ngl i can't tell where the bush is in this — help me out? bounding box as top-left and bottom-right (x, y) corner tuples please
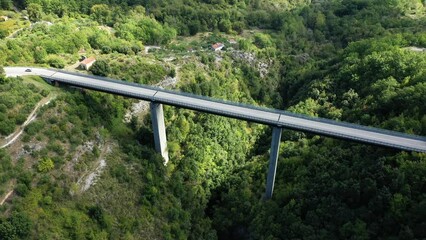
(25, 121), (44, 136)
(131, 45), (142, 53)
(0, 29), (8, 39)
(101, 46), (112, 54)
(9, 213), (31, 238)
(40, 89), (49, 97)
(90, 60), (111, 77)
(0, 119), (15, 136)
(253, 33), (273, 48)
(46, 56), (65, 69)
(14, 114), (27, 125)
(169, 68), (176, 78)
(37, 157), (54, 173)
(48, 143), (65, 156)
(14, 184), (29, 197)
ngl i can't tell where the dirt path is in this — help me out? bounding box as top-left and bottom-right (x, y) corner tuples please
(6, 22), (32, 39)
(406, 46), (426, 52)
(0, 96), (54, 149)
(6, 28), (24, 38)
(0, 190), (13, 206)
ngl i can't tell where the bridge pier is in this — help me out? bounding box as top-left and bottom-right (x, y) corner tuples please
(150, 102), (169, 164)
(265, 127), (282, 199)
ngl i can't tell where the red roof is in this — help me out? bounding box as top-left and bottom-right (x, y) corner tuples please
(80, 57), (96, 65)
(212, 43), (224, 49)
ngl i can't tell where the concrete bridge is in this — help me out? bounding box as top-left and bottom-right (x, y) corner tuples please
(5, 67), (426, 199)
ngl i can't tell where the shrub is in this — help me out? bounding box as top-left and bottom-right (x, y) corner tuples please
(37, 157), (54, 173)
(46, 56), (66, 69)
(15, 184), (29, 197)
(90, 60), (110, 77)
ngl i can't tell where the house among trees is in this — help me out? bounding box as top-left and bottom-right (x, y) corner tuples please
(211, 43), (225, 51)
(0, 16), (8, 22)
(79, 57), (96, 70)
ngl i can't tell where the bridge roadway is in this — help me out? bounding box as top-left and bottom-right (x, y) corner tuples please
(5, 67), (426, 153)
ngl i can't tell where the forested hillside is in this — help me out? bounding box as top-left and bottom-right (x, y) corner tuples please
(0, 0), (425, 239)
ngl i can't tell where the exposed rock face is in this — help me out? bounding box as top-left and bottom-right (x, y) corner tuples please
(231, 51), (273, 78)
(78, 159), (107, 192)
(69, 135), (114, 195)
(232, 51), (257, 65)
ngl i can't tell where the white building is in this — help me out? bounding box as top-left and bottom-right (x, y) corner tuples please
(211, 43), (225, 51)
(80, 57), (96, 70)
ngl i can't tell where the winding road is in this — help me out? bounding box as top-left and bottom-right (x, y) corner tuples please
(5, 67), (426, 153)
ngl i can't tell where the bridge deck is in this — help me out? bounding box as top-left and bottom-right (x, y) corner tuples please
(5, 67), (426, 153)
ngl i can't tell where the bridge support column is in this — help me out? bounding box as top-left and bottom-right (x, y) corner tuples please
(265, 127), (282, 199)
(150, 102), (169, 164)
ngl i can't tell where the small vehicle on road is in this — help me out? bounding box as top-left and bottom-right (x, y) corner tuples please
(25, 69), (32, 72)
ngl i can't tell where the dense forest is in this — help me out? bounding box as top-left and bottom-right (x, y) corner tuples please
(0, 0), (425, 239)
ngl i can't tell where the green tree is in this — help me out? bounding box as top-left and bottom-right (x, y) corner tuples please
(314, 12), (326, 30)
(115, 17), (176, 45)
(90, 4), (112, 25)
(0, 29), (8, 39)
(0, 221), (15, 240)
(101, 46), (112, 54)
(169, 68), (176, 78)
(90, 60), (110, 77)
(0, 0), (13, 10)
(46, 56), (65, 68)
(27, 3), (42, 22)
(33, 46), (47, 63)
(253, 33), (273, 48)
(0, 118), (14, 135)
(340, 219), (369, 240)
(238, 39), (255, 51)
(9, 213), (31, 238)
(218, 19), (232, 33)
